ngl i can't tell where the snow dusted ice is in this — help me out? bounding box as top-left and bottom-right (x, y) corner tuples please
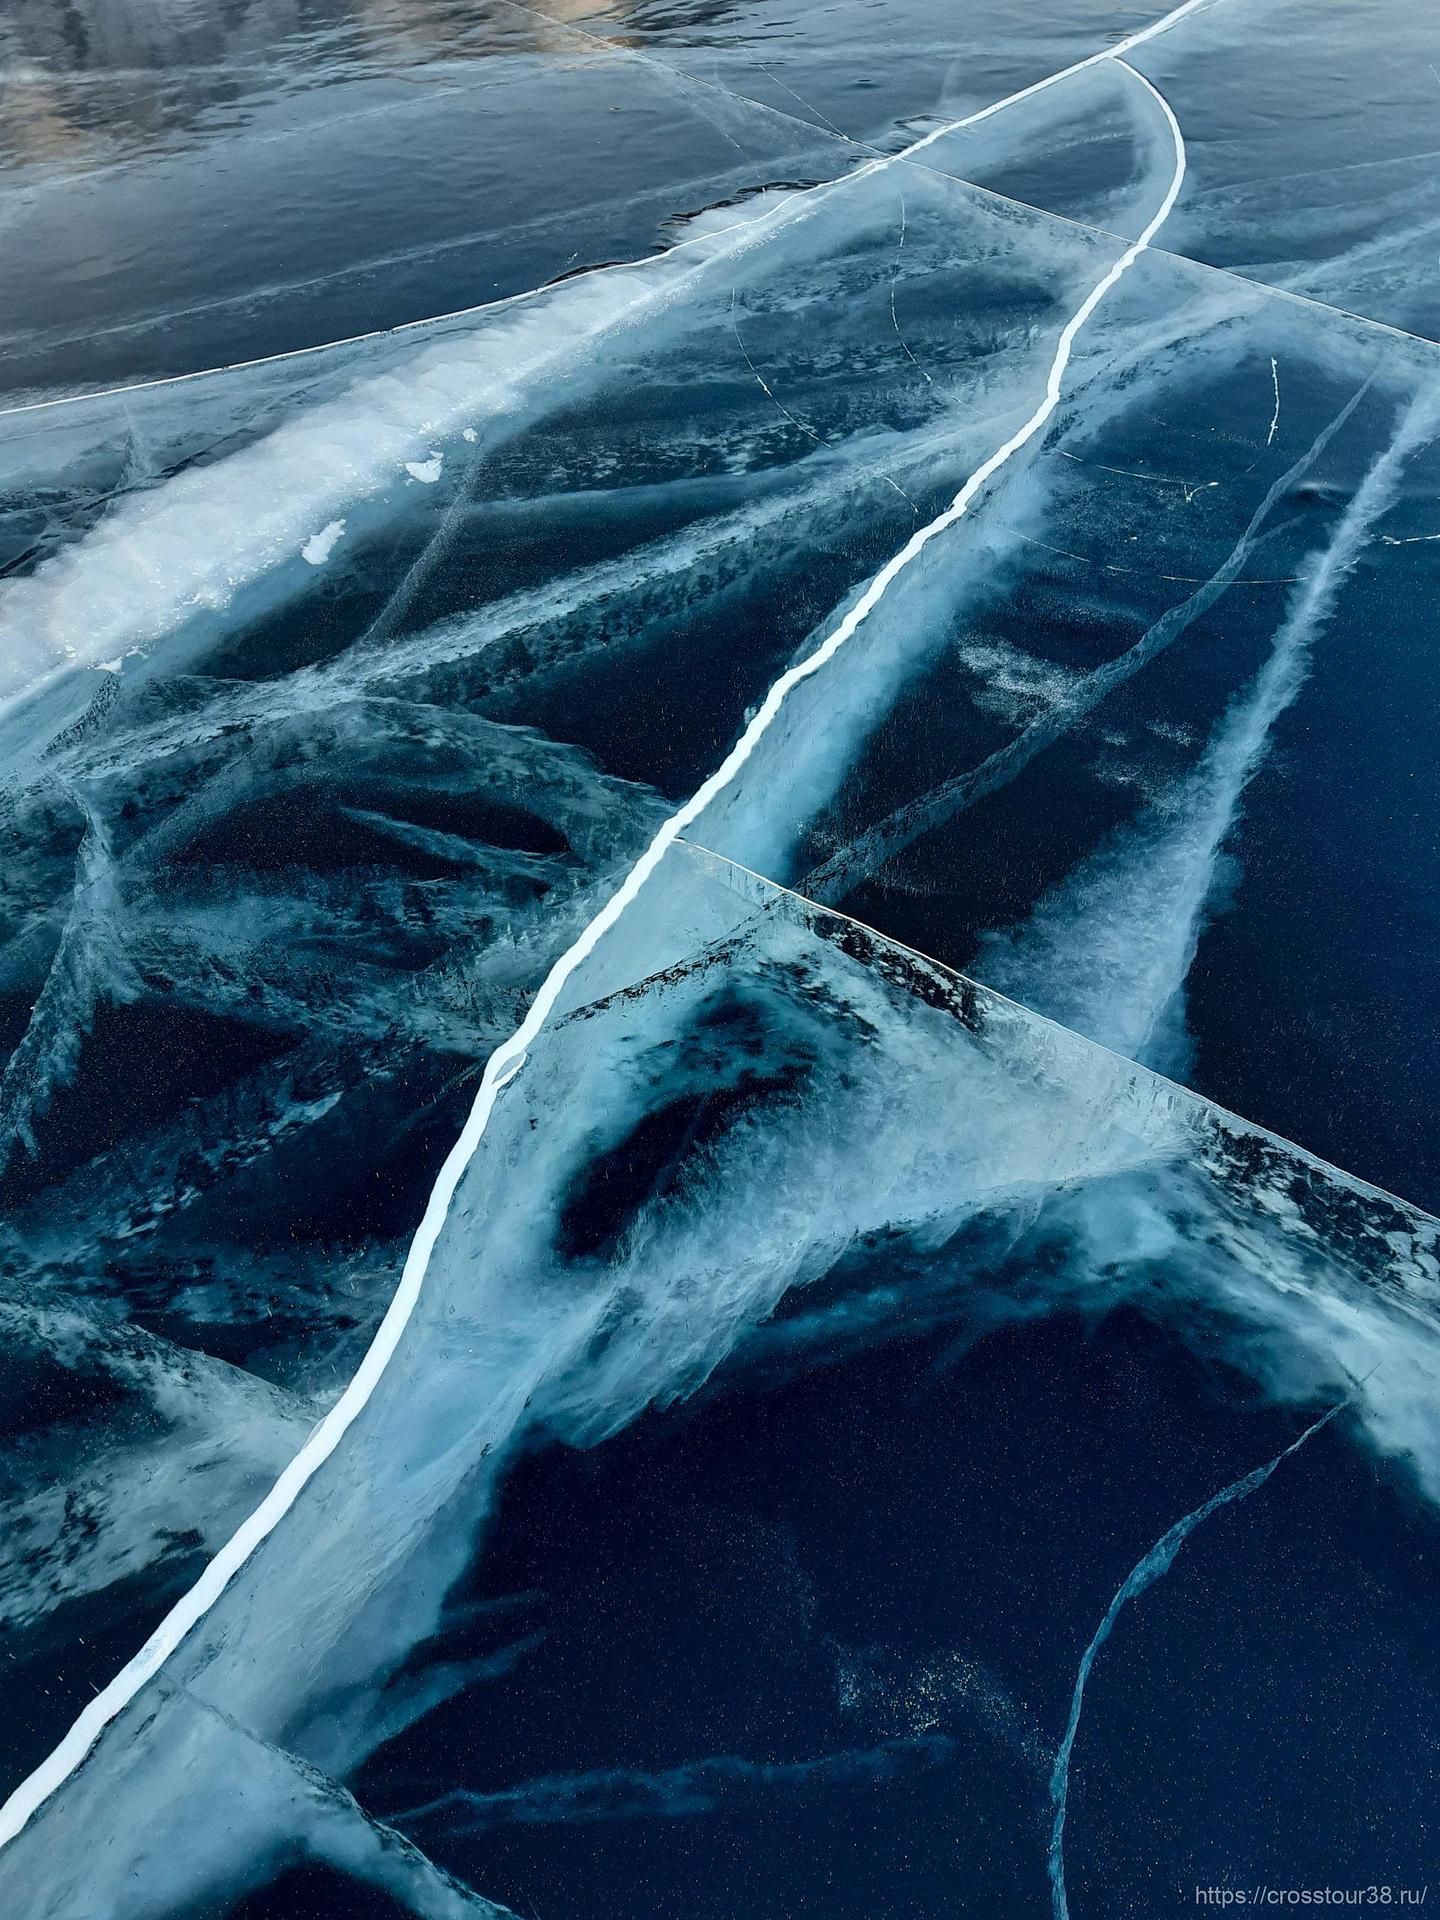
(0, 0), (1438, 1914)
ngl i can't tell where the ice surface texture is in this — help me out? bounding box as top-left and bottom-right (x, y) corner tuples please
(0, 0), (1437, 1914)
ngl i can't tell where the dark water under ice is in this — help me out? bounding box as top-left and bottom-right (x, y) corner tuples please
(334, 1309), (1440, 1920)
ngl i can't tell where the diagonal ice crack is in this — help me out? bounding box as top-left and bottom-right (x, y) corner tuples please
(394, 1734), (959, 1841)
(0, 6), (1209, 1854)
(0, 0), (1222, 428)
(0, 52), (1431, 449)
(160, 1679), (517, 1920)
(729, 285), (920, 510)
(670, 836), (1440, 1223)
(890, 186), (937, 388)
(1047, 1396), (1350, 1920)
(0, 800), (143, 1175)
(802, 376), (1369, 904)
(976, 377), (1440, 1075)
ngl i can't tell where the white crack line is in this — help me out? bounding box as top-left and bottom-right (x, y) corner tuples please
(0, 0), (1218, 422)
(1047, 1395), (1352, 1920)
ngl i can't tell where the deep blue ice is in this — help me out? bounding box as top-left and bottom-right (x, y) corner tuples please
(0, 2), (1438, 1915)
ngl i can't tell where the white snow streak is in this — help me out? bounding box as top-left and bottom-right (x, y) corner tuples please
(978, 381), (1440, 1075)
(0, 7), (1205, 1854)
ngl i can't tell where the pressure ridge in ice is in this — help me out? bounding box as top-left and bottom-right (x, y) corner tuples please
(0, 834), (1436, 1917)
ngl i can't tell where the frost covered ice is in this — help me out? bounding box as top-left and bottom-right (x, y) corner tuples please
(0, 0), (1438, 1914)
(1, 842), (1438, 1917)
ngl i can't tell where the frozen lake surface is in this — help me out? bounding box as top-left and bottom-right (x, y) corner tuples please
(0, 2), (1438, 1915)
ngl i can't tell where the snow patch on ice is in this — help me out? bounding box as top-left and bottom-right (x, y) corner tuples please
(0, 197), (807, 722)
(958, 638), (1080, 726)
(301, 520), (346, 566)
